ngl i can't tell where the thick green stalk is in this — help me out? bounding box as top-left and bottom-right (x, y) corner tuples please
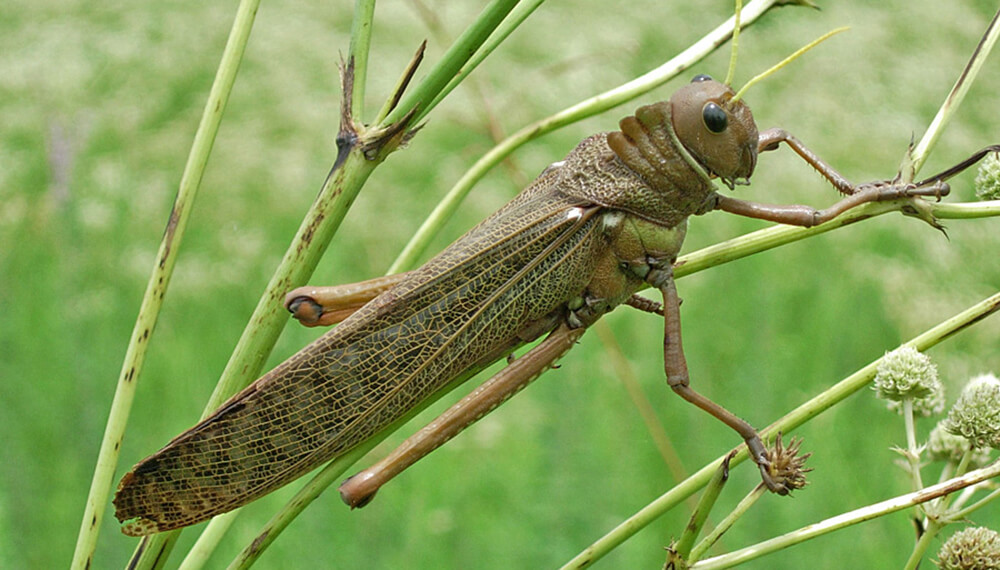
(904, 519), (943, 570)
(674, 200), (897, 279)
(418, 0), (547, 122)
(674, 197), (1000, 281)
(70, 2), (261, 568)
(929, 200), (1000, 219)
(381, 0), (521, 126)
(347, 0), (376, 121)
(902, 402), (925, 493)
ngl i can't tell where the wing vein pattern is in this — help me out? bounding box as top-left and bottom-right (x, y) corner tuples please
(114, 180), (609, 533)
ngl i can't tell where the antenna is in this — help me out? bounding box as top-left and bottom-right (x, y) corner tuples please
(724, 0), (743, 86)
(731, 27), (849, 103)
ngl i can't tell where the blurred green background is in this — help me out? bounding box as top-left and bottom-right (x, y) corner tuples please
(3, 0), (1000, 568)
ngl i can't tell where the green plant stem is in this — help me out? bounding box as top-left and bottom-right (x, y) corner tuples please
(675, 200), (896, 278)
(955, 446), (975, 477)
(689, 484), (767, 563)
(907, 8), (1000, 175)
(178, 511), (238, 570)
(902, 401), (936, 570)
(70, 2), (261, 569)
(676, 198), (1000, 280)
(673, 455), (733, 561)
(909, 518), (944, 570)
(388, 0), (793, 273)
(695, 461), (1000, 570)
(953, 485), (1000, 520)
(381, 0), (521, 126)
(561, 291), (1000, 569)
(347, 0), (376, 122)
(903, 401), (925, 493)
(932, 200), (1000, 219)
(418, 0), (546, 122)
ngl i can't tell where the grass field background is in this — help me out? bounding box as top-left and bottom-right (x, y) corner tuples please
(2, 0), (1000, 568)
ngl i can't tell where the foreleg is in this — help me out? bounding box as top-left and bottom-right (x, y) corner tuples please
(717, 128), (952, 227)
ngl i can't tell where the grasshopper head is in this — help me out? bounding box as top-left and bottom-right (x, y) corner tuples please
(670, 75), (758, 188)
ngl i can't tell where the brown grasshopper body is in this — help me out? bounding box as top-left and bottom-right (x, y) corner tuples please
(114, 76), (946, 536)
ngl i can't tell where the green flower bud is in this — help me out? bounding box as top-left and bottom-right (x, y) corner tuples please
(945, 374), (1000, 449)
(873, 346), (944, 416)
(975, 152), (1000, 201)
(927, 421), (992, 467)
(936, 526), (1000, 570)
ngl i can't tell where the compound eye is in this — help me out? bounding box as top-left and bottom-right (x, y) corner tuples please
(691, 74), (713, 83)
(702, 102), (728, 134)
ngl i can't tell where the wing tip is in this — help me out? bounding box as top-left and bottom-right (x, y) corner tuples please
(119, 517), (166, 537)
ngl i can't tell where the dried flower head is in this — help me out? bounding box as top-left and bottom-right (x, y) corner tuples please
(975, 152), (1000, 201)
(945, 373), (1000, 449)
(927, 421), (993, 467)
(764, 433), (812, 494)
(873, 346), (945, 416)
(936, 526), (1000, 570)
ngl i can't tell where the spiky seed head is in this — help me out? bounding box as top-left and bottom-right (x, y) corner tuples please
(974, 152), (1000, 201)
(945, 373), (1000, 449)
(873, 346), (945, 416)
(764, 433), (812, 493)
(927, 421), (993, 467)
(936, 526), (1000, 570)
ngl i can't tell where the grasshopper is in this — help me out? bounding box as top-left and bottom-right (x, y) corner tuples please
(113, 73), (959, 537)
